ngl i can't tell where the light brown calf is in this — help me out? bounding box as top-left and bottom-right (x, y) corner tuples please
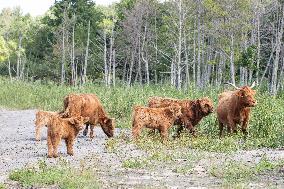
(47, 115), (89, 158)
(132, 105), (182, 141)
(148, 97), (214, 136)
(35, 110), (57, 141)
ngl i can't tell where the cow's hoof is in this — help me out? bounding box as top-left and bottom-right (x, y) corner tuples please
(67, 152), (74, 156)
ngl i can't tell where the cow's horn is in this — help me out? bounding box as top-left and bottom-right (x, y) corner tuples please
(224, 82), (240, 89)
(250, 81), (256, 89)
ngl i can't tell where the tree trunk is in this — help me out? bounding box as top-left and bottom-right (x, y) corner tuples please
(176, 0), (182, 90)
(16, 33), (22, 80)
(7, 57), (12, 81)
(270, 4), (284, 95)
(256, 11), (261, 85)
(104, 31), (108, 85)
(61, 27), (65, 85)
(229, 33), (236, 85)
(112, 49), (116, 87)
(128, 51), (135, 86)
(196, 7), (201, 88)
(71, 24), (75, 86)
(83, 20), (90, 84)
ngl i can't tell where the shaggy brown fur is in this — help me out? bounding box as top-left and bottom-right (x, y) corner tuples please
(61, 93), (115, 138)
(35, 111), (57, 141)
(148, 97), (214, 136)
(217, 85), (257, 138)
(132, 105), (182, 141)
(47, 115), (89, 158)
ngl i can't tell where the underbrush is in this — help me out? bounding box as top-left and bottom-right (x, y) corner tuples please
(9, 160), (99, 189)
(1, 77), (284, 150)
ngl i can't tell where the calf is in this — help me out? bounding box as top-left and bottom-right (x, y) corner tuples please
(148, 97), (214, 136)
(35, 110), (57, 141)
(47, 115), (89, 158)
(217, 82), (257, 138)
(132, 105), (182, 141)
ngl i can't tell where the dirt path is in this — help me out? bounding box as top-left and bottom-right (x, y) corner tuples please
(0, 109), (284, 188)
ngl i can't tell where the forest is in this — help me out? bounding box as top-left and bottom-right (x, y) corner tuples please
(0, 0), (283, 95)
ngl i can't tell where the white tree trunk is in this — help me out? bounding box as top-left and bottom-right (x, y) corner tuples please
(61, 27), (65, 85)
(270, 4), (284, 95)
(104, 31), (108, 85)
(83, 20), (90, 84)
(229, 33), (236, 85)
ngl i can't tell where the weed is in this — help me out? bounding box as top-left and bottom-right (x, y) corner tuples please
(210, 157), (284, 185)
(122, 158), (147, 169)
(9, 160), (100, 189)
(0, 183), (5, 189)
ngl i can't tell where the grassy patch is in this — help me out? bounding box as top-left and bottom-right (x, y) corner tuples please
(1, 77), (284, 150)
(122, 158), (148, 169)
(0, 183), (5, 189)
(9, 160), (99, 189)
(210, 157), (284, 184)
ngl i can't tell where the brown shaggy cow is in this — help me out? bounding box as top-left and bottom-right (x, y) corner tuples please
(148, 97), (214, 136)
(61, 93), (115, 138)
(35, 110), (57, 141)
(217, 82), (257, 138)
(132, 105), (182, 141)
(47, 115), (89, 158)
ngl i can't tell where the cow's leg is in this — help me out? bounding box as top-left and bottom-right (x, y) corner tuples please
(90, 125), (95, 139)
(132, 123), (142, 140)
(241, 118), (249, 140)
(159, 126), (169, 143)
(35, 125), (42, 141)
(47, 134), (53, 158)
(51, 135), (61, 158)
(65, 137), (75, 156)
(227, 119), (235, 136)
(83, 124), (89, 137)
(218, 120), (224, 138)
(184, 122), (196, 137)
(175, 125), (184, 138)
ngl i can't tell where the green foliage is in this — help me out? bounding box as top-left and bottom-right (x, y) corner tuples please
(9, 160), (99, 189)
(0, 36), (8, 62)
(236, 45), (257, 69)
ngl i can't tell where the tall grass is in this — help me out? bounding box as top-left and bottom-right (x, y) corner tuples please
(1, 77), (284, 149)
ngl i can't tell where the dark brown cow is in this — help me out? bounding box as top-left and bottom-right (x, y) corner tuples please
(132, 105), (182, 141)
(217, 82), (257, 138)
(148, 97), (214, 136)
(61, 93), (115, 138)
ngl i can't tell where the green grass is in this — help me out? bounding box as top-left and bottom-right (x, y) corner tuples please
(9, 160), (99, 189)
(1, 77), (284, 151)
(210, 157), (284, 184)
(0, 183), (5, 189)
